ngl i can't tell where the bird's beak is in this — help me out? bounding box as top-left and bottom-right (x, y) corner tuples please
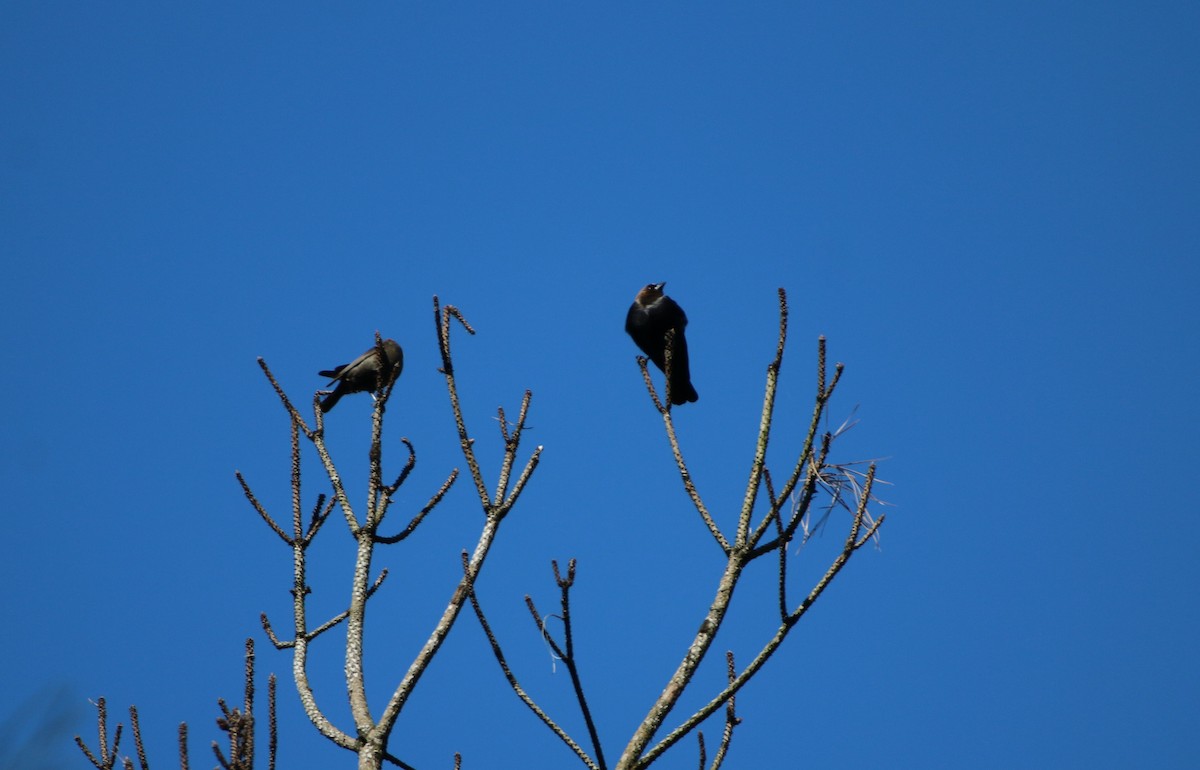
(654, 282), (666, 290)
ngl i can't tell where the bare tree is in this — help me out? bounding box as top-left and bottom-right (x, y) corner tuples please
(465, 288), (885, 769)
(76, 289), (883, 769)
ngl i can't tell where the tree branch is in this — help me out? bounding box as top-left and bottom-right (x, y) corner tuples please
(466, 555), (601, 770)
(638, 355), (730, 555)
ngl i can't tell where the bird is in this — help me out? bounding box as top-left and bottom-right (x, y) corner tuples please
(625, 282), (698, 405)
(317, 339), (404, 413)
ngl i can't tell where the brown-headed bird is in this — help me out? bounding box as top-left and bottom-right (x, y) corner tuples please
(318, 339), (404, 413)
(625, 282), (699, 405)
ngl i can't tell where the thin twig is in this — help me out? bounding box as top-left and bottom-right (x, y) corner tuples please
(434, 296), (490, 508)
(638, 357), (729, 554)
(374, 469), (460, 544)
(236, 472), (290, 543)
(553, 560), (606, 769)
(128, 706), (147, 770)
(75, 697), (122, 770)
(494, 390), (532, 505)
(709, 652), (740, 770)
(465, 554), (601, 770)
(267, 673), (277, 770)
(747, 337), (838, 555)
(736, 288), (788, 548)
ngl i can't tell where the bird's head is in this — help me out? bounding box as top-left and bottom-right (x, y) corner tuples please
(636, 282), (666, 305)
(381, 339), (404, 368)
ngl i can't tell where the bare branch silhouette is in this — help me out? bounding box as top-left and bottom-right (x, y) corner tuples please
(76, 641), (274, 770)
(464, 554), (602, 770)
(82, 287), (882, 770)
(462, 287), (885, 770)
(237, 297), (541, 768)
(75, 698), (121, 770)
(637, 344), (729, 554)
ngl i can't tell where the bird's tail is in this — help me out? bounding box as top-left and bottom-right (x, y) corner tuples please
(319, 390), (342, 413)
(670, 381), (699, 405)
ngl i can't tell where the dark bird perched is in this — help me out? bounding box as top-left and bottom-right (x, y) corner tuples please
(625, 282), (699, 405)
(318, 339), (404, 413)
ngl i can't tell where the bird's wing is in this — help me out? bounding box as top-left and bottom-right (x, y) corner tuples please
(662, 297), (688, 327)
(322, 348), (372, 384)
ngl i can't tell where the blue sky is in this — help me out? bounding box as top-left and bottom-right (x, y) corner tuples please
(2, 3), (1198, 768)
